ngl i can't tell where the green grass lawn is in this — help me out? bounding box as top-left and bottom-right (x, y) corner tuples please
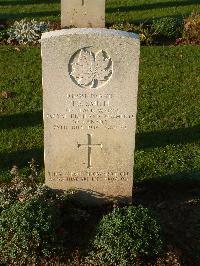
(0, 45), (199, 183)
(0, 1), (200, 263)
(0, 0), (200, 24)
(0, 46), (43, 180)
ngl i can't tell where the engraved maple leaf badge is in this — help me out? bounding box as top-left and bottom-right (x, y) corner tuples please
(70, 49), (113, 88)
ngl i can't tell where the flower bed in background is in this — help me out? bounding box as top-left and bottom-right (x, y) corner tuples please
(0, 13), (199, 46)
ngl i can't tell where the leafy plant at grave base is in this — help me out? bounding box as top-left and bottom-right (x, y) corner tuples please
(110, 22), (139, 32)
(110, 23), (157, 45)
(87, 206), (163, 266)
(0, 163), (90, 264)
(0, 159), (41, 211)
(182, 12), (200, 44)
(7, 19), (50, 44)
(0, 198), (59, 264)
(138, 24), (158, 45)
(152, 17), (184, 41)
(0, 29), (8, 42)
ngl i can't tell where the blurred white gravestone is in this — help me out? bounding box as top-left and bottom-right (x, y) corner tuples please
(61, 0), (105, 28)
(41, 29), (140, 204)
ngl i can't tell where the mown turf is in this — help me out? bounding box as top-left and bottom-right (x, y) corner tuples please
(0, 2), (200, 261)
(0, 45), (199, 183)
(0, 0), (200, 24)
(135, 45), (200, 181)
(0, 46), (43, 180)
(107, 0), (200, 24)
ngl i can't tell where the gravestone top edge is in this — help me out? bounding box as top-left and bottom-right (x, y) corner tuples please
(41, 28), (139, 41)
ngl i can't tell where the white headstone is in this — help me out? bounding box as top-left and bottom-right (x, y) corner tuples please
(61, 0), (105, 28)
(41, 29), (140, 204)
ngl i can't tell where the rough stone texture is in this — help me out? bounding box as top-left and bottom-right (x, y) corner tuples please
(61, 0), (105, 28)
(41, 29), (140, 204)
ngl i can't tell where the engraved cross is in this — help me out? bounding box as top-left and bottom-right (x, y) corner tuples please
(77, 134), (103, 168)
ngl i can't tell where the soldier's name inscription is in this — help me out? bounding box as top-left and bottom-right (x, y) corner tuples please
(46, 93), (135, 131)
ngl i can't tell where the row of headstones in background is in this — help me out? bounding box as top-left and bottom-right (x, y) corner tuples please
(41, 0), (140, 204)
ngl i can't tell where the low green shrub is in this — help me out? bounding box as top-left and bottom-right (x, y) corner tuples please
(87, 206), (163, 266)
(0, 165), (90, 264)
(153, 17), (183, 40)
(183, 12), (200, 44)
(0, 187), (89, 264)
(0, 198), (61, 264)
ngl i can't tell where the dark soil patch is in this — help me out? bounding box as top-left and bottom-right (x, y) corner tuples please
(133, 174), (200, 266)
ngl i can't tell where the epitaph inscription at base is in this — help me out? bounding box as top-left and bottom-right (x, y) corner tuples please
(41, 29), (140, 203)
